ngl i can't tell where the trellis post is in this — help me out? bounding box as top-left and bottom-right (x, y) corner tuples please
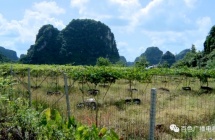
(28, 68), (32, 107)
(64, 73), (71, 119)
(149, 88), (157, 140)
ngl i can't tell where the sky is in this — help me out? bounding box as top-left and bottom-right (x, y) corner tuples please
(0, 0), (214, 62)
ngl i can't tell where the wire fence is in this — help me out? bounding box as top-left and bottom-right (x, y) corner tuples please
(8, 68), (215, 139)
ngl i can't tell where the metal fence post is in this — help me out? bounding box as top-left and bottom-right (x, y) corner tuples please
(64, 73), (71, 119)
(149, 88), (157, 140)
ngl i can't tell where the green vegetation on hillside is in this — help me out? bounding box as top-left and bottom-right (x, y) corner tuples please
(174, 26), (215, 68)
(0, 46), (18, 61)
(173, 45), (201, 68)
(135, 46), (163, 65)
(175, 49), (191, 61)
(20, 19), (120, 65)
(135, 47), (190, 67)
(160, 51), (176, 67)
(0, 53), (11, 63)
(20, 25), (61, 64)
(4, 21), (215, 69)
(135, 55), (149, 68)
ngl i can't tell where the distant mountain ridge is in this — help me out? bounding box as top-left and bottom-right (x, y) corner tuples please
(0, 46), (18, 61)
(0, 53), (11, 63)
(0, 37), (191, 66)
(160, 51), (176, 66)
(135, 47), (190, 66)
(135, 47), (163, 65)
(175, 49), (191, 61)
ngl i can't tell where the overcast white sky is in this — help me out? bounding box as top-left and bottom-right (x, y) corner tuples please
(0, 0), (214, 61)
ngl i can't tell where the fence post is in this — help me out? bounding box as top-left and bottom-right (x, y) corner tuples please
(28, 68), (32, 107)
(64, 73), (71, 119)
(149, 88), (157, 140)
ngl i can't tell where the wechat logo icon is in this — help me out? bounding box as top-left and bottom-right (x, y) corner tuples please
(170, 124), (180, 132)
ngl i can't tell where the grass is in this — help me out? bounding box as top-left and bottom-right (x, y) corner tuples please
(13, 75), (215, 139)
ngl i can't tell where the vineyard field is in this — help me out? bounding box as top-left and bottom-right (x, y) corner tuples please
(1, 64), (215, 139)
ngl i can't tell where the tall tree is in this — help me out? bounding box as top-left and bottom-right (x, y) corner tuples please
(204, 25), (215, 54)
(96, 57), (111, 66)
(173, 45), (202, 68)
(135, 55), (149, 68)
(175, 49), (190, 61)
(191, 44), (196, 53)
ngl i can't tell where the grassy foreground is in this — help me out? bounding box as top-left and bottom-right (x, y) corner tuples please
(1, 64), (215, 139)
(26, 74), (215, 139)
